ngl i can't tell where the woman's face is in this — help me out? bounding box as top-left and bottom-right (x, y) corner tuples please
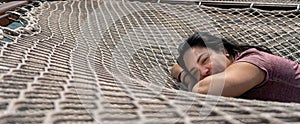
(182, 47), (232, 88)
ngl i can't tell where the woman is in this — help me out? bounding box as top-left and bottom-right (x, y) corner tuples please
(171, 32), (300, 103)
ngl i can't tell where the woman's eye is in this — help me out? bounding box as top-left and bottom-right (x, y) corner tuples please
(202, 57), (208, 64)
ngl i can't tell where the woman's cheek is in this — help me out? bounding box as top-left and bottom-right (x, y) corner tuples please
(211, 58), (226, 73)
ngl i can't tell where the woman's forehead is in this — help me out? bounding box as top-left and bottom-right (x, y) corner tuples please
(183, 47), (208, 65)
(186, 47), (208, 56)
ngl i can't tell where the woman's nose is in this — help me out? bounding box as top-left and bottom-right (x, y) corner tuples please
(199, 67), (210, 79)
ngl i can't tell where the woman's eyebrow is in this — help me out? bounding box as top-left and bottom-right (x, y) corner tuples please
(196, 52), (207, 63)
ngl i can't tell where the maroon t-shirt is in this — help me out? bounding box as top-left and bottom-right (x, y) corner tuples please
(234, 48), (300, 103)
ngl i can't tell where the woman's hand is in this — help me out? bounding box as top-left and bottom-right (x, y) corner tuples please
(171, 63), (183, 81)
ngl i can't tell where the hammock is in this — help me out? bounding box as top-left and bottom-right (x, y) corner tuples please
(0, 0), (300, 123)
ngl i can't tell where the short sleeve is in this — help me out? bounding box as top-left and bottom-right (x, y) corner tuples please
(233, 48), (271, 88)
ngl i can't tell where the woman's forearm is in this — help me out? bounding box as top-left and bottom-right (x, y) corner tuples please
(192, 62), (265, 97)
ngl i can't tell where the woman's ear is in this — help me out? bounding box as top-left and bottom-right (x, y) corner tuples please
(219, 47), (231, 59)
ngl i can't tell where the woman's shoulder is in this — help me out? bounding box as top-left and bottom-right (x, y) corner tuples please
(234, 47), (299, 85)
(235, 47), (296, 64)
(234, 48), (268, 61)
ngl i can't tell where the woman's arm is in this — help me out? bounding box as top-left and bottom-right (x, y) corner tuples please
(192, 62), (266, 97)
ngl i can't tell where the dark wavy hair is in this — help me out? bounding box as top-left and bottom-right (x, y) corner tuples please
(177, 32), (272, 75)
